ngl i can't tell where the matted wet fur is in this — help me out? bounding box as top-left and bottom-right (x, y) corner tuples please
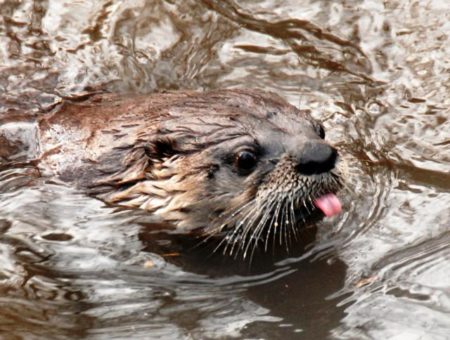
(27, 89), (343, 258)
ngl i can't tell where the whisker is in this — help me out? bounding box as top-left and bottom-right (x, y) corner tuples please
(288, 191), (299, 243)
(261, 198), (282, 258)
(243, 195), (279, 259)
(208, 200), (256, 254)
(202, 169), (345, 260)
(228, 206), (259, 257)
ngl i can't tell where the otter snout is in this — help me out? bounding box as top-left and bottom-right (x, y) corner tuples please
(296, 142), (338, 175)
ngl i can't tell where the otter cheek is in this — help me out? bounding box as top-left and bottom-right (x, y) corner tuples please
(314, 193), (342, 217)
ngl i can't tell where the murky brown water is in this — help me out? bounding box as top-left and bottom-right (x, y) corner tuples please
(0, 0), (449, 339)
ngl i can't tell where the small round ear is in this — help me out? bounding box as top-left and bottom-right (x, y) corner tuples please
(144, 136), (179, 160)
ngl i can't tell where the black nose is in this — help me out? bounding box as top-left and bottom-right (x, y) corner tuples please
(296, 142), (337, 175)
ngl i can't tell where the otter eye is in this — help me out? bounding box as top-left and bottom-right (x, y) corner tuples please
(235, 150), (258, 174)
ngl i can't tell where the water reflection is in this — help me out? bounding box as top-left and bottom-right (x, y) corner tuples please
(0, 0), (449, 339)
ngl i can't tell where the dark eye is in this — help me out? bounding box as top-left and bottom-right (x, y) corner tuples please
(234, 150), (258, 175)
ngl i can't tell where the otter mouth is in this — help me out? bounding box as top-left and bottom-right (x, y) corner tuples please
(204, 187), (343, 258)
(289, 192), (342, 226)
(313, 193), (342, 217)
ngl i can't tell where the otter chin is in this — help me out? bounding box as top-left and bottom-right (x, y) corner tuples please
(35, 89), (343, 256)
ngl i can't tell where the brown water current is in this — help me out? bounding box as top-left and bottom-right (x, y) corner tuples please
(0, 0), (449, 339)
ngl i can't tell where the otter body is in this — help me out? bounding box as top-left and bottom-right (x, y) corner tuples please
(2, 89), (343, 257)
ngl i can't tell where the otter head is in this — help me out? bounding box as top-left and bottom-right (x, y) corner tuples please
(103, 90), (343, 256)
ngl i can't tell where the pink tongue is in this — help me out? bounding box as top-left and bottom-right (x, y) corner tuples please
(314, 194), (342, 217)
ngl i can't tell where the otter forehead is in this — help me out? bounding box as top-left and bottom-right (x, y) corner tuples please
(161, 89), (321, 152)
(234, 111), (321, 148)
(168, 89), (311, 126)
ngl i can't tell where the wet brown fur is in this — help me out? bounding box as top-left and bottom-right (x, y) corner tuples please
(34, 89), (342, 255)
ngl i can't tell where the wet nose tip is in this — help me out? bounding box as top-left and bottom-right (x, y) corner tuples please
(296, 142), (337, 175)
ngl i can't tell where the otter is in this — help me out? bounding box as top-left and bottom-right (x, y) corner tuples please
(1, 89), (343, 257)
